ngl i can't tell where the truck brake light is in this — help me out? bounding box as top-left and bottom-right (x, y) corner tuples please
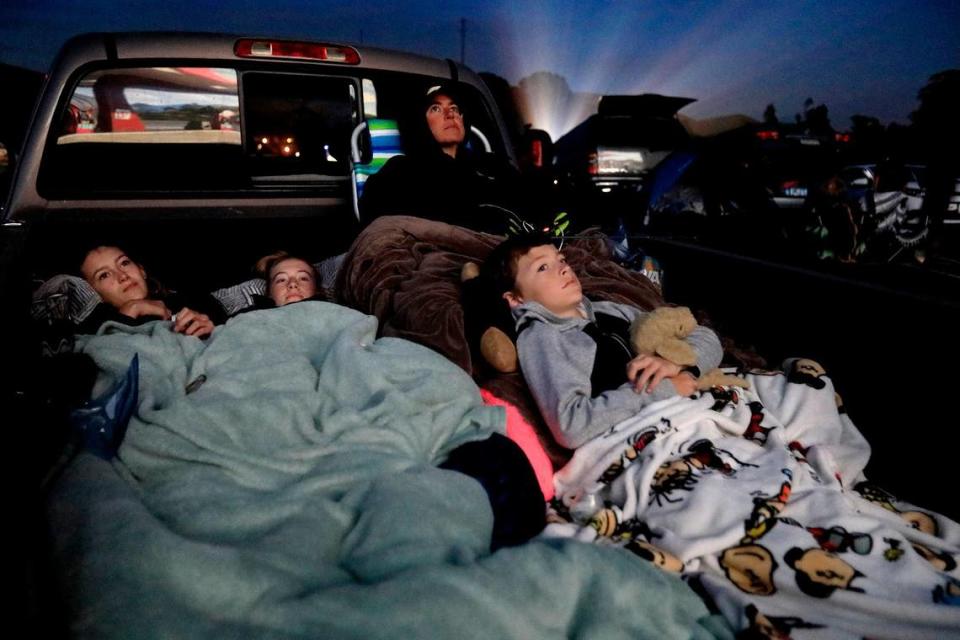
(235, 39), (360, 64)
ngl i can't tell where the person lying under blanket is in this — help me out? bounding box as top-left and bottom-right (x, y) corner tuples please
(481, 231), (960, 638)
(482, 231), (722, 449)
(244, 249), (546, 549)
(78, 244), (226, 337)
(73, 246), (548, 552)
(231, 251), (332, 313)
(51, 295), (721, 638)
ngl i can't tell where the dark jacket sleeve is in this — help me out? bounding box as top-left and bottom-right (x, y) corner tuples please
(358, 156), (413, 226)
(76, 292), (226, 334)
(75, 303), (133, 335)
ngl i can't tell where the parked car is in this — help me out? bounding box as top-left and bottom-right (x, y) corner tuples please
(552, 93), (694, 230)
(948, 175), (960, 221)
(831, 162), (960, 259)
(901, 164), (960, 227)
(742, 124), (839, 210)
(605, 122), (841, 254)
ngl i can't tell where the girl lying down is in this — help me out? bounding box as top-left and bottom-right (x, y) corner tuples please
(79, 245), (225, 337)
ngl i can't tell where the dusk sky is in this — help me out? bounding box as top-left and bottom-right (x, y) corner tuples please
(2, 0), (957, 137)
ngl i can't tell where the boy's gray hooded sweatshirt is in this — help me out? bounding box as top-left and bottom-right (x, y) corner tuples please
(513, 298), (723, 450)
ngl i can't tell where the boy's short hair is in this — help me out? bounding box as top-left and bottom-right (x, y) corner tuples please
(482, 232), (556, 295)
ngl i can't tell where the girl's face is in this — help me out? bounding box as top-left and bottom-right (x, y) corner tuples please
(81, 246), (149, 309)
(269, 258), (317, 306)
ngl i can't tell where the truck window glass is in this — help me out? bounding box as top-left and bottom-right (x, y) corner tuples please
(242, 72), (357, 183)
(362, 79), (377, 117)
(40, 67), (244, 196)
(38, 67), (360, 197)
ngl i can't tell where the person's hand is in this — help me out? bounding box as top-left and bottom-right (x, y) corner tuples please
(627, 353), (683, 394)
(117, 298), (172, 320)
(173, 307), (215, 338)
(670, 371), (699, 397)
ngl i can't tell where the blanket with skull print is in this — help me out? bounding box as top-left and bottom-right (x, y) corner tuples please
(544, 358), (960, 639)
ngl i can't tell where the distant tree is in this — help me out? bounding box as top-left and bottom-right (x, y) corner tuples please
(909, 69), (960, 252)
(804, 104), (833, 135)
(793, 97), (833, 135)
(885, 122), (917, 162)
(763, 103), (778, 125)
(850, 114), (889, 160)
(0, 63), (45, 152)
(910, 69), (960, 156)
(850, 114), (881, 131)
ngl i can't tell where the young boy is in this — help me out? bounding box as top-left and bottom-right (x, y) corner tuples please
(483, 233), (723, 450)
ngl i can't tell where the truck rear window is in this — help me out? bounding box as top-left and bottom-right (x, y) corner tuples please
(39, 66), (358, 197)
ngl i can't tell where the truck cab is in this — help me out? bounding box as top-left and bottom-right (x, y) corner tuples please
(2, 33), (513, 277)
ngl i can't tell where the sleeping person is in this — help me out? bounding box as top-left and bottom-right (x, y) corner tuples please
(79, 245), (226, 337)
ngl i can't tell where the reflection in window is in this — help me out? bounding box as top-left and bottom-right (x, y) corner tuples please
(58, 67), (241, 145)
(243, 72), (358, 180)
(43, 67), (245, 195)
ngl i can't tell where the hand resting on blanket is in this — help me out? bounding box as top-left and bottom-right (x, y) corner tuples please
(79, 245), (224, 337)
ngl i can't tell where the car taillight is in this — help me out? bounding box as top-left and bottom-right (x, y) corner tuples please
(756, 130), (779, 141)
(835, 132), (851, 143)
(235, 39), (360, 64)
(530, 140), (543, 168)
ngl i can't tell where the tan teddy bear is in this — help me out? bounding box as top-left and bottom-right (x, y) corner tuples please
(630, 306), (749, 391)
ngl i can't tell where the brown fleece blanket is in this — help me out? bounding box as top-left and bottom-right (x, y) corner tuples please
(335, 215), (761, 467)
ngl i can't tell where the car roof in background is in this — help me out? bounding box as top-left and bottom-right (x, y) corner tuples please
(598, 94), (696, 118)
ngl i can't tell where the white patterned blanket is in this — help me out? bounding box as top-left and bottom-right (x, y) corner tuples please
(544, 360), (960, 639)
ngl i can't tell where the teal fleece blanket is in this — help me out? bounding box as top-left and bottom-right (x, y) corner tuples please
(48, 301), (723, 639)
